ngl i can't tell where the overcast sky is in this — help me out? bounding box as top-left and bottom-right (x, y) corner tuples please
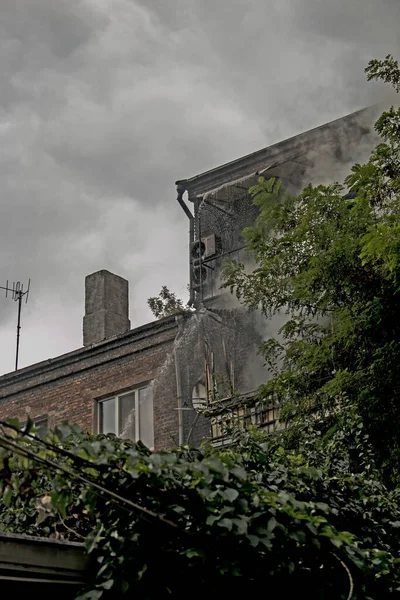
(0, 0), (399, 375)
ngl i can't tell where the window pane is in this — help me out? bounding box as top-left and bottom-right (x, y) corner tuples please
(139, 386), (154, 449)
(100, 399), (115, 434)
(119, 393), (136, 441)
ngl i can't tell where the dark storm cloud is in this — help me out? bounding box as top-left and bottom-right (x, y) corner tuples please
(290, 0), (400, 43)
(0, 0), (399, 373)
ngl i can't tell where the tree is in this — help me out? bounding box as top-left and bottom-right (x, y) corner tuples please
(147, 286), (187, 319)
(222, 55), (400, 482)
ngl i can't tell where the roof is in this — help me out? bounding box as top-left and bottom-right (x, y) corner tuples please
(0, 313), (186, 388)
(176, 106), (378, 198)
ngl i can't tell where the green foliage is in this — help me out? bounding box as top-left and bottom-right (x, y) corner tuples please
(147, 286), (188, 319)
(222, 55), (400, 482)
(366, 54), (400, 92)
(1, 414), (400, 599)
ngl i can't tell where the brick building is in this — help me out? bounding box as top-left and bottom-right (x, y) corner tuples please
(0, 271), (211, 450)
(0, 106), (380, 448)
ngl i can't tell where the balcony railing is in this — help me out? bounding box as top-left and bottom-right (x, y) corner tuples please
(204, 392), (283, 447)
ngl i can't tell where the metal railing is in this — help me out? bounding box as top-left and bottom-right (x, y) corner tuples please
(205, 392), (283, 447)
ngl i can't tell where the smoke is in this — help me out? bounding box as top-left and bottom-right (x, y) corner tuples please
(199, 101), (392, 393)
(301, 105), (384, 188)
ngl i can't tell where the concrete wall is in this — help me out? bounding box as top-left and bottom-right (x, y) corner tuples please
(0, 532), (89, 598)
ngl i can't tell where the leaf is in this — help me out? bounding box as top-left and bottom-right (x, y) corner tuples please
(56, 423), (73, 441)
(253, 495), (261, 508)
(2, 486), (12, 507)
(138, 565), (148, 580)
(86, 527), (105, 554)
(96, 563), (110, 578)
(306, 522), (318, 535)
(23, 416), (35, 435)
(389, 521), (400, 528)
(230, 466), (247, 481)
(259, 537), (273, 550)
(248, 535), (260, 547)
(221, 488), (239, 503)
(267, 517), (277, 533)
(199, 487), (214, 499)
(76, 591), (103, 600)
(217, 518), (233, 531)
(232, 518), (248, 535)
(186, 548), (202, 558)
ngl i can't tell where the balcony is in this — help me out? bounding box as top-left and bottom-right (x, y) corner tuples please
(204, 392), (283, 447)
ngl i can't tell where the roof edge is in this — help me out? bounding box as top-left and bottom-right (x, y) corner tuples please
(0, 313), (189, 384)
(176, 105), (377, 197)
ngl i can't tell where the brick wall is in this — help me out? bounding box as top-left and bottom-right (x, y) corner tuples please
(0, 306), (265, 450)
(0, 316), (184, 451)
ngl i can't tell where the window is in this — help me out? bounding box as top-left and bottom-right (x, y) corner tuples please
(192, 381), (207, 412)
(33, 415), (48, 429)
(20, 415), (48, 432)
(98, 385), (154, 449)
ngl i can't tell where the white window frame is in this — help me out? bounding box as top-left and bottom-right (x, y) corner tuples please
(34, 415), (49, 429)
(97, 383), (153, 446)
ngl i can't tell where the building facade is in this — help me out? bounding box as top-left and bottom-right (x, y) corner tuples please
(174, 105), (380, 441)
(0, 107), (380, 448)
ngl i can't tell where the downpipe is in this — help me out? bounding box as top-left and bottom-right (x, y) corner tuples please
(174, 314), (185, 445)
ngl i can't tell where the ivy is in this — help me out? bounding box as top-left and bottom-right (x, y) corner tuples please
(1, 412), (400, 599)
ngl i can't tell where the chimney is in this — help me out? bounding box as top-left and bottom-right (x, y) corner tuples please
(83, 270), (131, 346)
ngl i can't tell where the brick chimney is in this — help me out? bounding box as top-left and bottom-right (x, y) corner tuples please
(83, 270), (131, 346)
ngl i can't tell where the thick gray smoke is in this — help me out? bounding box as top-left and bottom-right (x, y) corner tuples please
(0, 0), (399, 374)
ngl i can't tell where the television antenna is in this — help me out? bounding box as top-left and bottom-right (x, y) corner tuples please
(0, 279), (31, 371)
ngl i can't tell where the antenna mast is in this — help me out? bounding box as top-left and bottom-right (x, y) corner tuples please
(1, 279), (31, 371)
